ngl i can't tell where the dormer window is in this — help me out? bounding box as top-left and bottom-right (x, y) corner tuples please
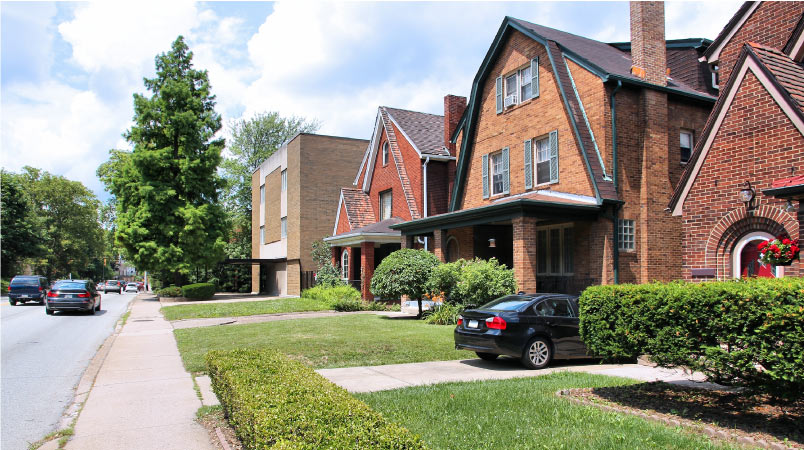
(496, 58), (539, 113)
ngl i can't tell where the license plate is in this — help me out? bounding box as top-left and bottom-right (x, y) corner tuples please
(467, 320), (479, 329)
(20, 295), (29, 298)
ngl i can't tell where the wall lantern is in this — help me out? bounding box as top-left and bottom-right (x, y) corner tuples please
(488, 238), (496, 248)
(738, 181), (755, 210)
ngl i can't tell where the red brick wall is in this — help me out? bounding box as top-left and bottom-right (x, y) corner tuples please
(717, 2), (803, 85)
(335, 202), (351, 235)
(426, 161), (450, 216)
(459, 31), (597, 210)
(682, 71), (804, 279)
(444, 95), (467, 157)
(630, 2), (667, 86)
(368, 127), (413, 222)
(390, 121), (423, 215)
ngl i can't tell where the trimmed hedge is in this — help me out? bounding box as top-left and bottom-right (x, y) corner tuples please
(579, 277), (804, 400)
(206, 349), (426, 449)
(181, 283), (215, 300)
(156, 285), (182, 297)
(302, 284), (361, 305)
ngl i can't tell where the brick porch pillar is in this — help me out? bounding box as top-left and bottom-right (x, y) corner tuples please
(513, 216), (538, 293)
(251, 263), (260, 294)
(360, 242), (375, 300)
(432, 229), (447, 262)
(401, 234), (414, 249)
(331, 246), (340, 268)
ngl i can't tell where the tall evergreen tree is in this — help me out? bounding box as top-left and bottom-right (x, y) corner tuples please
(103, 36), (226, 284)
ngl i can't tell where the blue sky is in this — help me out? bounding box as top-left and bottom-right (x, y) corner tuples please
(1, 1), (741, 200)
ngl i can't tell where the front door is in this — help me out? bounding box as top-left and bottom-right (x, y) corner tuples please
(740, 240), (775, 278)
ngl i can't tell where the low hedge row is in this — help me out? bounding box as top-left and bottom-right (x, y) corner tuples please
(579, 277), (804, 400)
(181, 282), (215, 300)
(155, 285), (182, 297)
(206, 349), (426, 449)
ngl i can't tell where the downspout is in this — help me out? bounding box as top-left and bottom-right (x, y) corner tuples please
(417, 157), (431, 251)
(610, 80), (622, 284)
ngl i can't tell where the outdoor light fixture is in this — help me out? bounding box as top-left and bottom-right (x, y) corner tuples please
(488, 238), (496, 248)
(738, 181), (755, 209)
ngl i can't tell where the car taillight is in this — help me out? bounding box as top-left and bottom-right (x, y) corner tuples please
(77, 292), (91, 298)
(457, 315), (463, 326)
(486, 316), (506, 330)
(6, 286), (10, 292)
(48, 291), (58, 297)
(39, 287), (44, 292)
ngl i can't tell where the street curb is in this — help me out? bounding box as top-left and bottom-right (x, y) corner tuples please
(56, 296), (135, 431)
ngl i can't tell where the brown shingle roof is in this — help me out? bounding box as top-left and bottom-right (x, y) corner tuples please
(383, 107), (449, 157)
(750, 43), (804, 111)
(341, 188), (374, 229)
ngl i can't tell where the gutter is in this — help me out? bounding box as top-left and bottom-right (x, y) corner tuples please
(610, 80), (622, 284)
(422, 157), (430, 251)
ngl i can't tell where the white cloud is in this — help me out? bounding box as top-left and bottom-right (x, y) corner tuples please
(665, 1), (743, 40)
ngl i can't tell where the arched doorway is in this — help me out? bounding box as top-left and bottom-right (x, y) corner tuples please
(733, 232), (780, 278)
(445, 237), (459, 263)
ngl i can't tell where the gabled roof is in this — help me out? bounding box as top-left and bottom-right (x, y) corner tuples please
(449, 16), (716, 211)
(702, 2), (760, 64)
(383, 107), (449, 157)
(325, 217), (403, 246)
(669, 43), (804, 215)
(340, 188), (375, 230)
(783, 12), (804, 59)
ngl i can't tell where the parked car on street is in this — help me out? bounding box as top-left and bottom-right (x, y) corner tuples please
(125, 283), (138, 293)
(103, 280), (123, 294)
(7, 275), (49, 305)
(46, 280), (101, 315)
(454, 294), (591, 369)
(96, 282), (104, 291)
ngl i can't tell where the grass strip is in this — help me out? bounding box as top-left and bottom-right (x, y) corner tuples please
(175, 314), (466, 372)
(161, 296), (331, 321)
(358, 372), (737, 450)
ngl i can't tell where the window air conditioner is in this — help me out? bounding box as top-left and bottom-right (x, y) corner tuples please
(504, 94), (517, 108)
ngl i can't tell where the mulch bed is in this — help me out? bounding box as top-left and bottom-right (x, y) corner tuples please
(562, 381), (803, 449)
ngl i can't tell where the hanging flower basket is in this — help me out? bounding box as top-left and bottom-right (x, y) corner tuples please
(758, 235), (800, 266)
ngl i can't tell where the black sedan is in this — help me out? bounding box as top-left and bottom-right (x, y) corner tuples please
(454, 294), (591, 369)
(46, 280), (102, 315)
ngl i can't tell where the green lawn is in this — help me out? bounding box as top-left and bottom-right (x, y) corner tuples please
(174, 314), (466, 372)
(357, 372), (735, 450)
(161, 296), (332, 321)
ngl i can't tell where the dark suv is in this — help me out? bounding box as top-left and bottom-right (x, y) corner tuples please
(103, 280), (123, 294)
(8, 275), (49, 305)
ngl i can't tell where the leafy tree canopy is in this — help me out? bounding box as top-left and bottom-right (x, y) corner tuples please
(0, 169), (47, 277)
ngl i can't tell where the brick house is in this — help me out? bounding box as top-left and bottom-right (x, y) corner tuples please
(668, 2), (804, 279)
(251, 133), (367, 295)
(325, 104), (461, 300)
(393, 3), (717, 294)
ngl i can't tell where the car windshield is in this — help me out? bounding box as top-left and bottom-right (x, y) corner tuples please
(106, 281), (117, 285)
(11, 278), (39, 286)
(479, 295), (532, 311)
(54, 281), (86, 290)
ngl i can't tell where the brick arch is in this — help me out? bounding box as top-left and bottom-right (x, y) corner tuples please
(705, 204), (798, 278)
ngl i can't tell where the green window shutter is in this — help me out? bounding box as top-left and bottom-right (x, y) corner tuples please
(495, 76), (503, 114)
(502, 147), (510, 194)
(524, 140), (532, 189)
(482, 153), (489, 198)
(531, 57), (539, 98)
(549, 130), (559, 183)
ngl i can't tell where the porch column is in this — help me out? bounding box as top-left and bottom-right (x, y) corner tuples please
(401, 234), (414, 249)
(360, 242), (375, 300)
(432, 229), (447, 262)
(251, 263), (260, 294)
(331, 246), (339, 268)
(513, 216), (538, 293)
(348, 247), (356, 280)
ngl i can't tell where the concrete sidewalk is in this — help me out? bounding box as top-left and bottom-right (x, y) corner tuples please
(170, 310), (411, 329)
(64, 295), (215, 450)
(317, 359), (717, 393)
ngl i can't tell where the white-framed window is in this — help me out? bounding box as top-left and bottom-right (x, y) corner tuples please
(536, 225), (574, 275)
(281, 169), (287, 192)
(380, 190), (392, 220)
(341, 249), (349, 279)
(534, 136), (551, 185)
(280, 217), (287, 238)
(618, 219), (635, 251)
(505, 72), (518, 105)
(260, 226), (265, 245)
(260, 184), (264, 204)
(680, 130), (693, 164)
(382, 142), (389, 166)
(499, 60), (538, 111)
(490, 151), (506, 195)
(711, 64), (719, 89)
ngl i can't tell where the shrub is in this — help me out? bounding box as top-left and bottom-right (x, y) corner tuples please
(449, 258), (517, 306)
(156, 285), (182, 297)
(371, 250), (440, 316)
(422, 302), (464, 325)
(1, 279), (9, 294)
(206, 349), (426, 449)
(302, 284), (361, 305)
(331, 297), (363, 312)
(579, 277), (804, 400)
(181, 283), (215, 300)
(424, 260), (466, 303)
(315, 263), (344, 288)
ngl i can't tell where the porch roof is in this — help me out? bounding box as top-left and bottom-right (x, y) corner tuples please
(391, 192), (604, 235)
(763, 175), (804, 200)
(324, 217), (403, 247)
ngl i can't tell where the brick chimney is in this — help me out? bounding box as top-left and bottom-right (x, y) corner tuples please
(630, 2), (667, 86)
(443, 95), (467, 157)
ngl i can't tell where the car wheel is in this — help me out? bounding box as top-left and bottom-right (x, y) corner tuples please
(45, 308), (54, 315)
(9, 300), (16, 306)
(476, 352), (499, 361)
(521, 337), (552, 370)
(95, 300), (101, 312)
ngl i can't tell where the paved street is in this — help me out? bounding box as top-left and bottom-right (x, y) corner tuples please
(1, 291), (136, 450)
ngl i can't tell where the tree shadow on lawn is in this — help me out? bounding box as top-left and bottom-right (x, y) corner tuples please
(582, 381), (803, 447)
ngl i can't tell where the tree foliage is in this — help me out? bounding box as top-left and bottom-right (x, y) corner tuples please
(0, 169), (47, 277)
(370, 249), (440, 316)
(99, 36), (226, 284)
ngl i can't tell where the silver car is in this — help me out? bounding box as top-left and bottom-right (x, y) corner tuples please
(125, 283), (138, 293)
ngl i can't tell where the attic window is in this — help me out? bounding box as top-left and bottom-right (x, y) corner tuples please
(496, 59), (539, 113)
(680, 130), (694, 164)
(382, 142), (389, 166)
(711, 64), (719, 89)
